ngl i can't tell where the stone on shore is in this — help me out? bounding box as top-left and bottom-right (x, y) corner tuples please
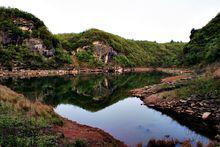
(202, 112), (211, 120)
(214, 68), (220, 79)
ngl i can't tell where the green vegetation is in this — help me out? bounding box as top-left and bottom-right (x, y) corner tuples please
(0, 84), (64, 146)
(0, 7), (71, 70)
(175, 77), (220, 100)
(76, 51), (93, 62)
(0, 104), (59, 146)
(56, 29), (185, 67)
(0, 6), (186, 69)
(76, 50), (104, 67)
(113, 55), (135, 67)
(183, 13), (220, 65)
(1, 7), (220, 69)
(72, 139), (87, 147)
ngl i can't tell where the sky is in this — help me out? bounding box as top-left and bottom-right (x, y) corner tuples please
(1, 0), (220, 42)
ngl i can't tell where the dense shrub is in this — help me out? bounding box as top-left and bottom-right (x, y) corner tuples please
(57, 29), (185, 67)
(113, 55), (135, 67)
(0, 7), (71, 70)
(183, 13), (220, 65)
(76, 51), (94, 62)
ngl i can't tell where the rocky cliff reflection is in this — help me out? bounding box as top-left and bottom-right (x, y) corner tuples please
(0, 72), (168, 111)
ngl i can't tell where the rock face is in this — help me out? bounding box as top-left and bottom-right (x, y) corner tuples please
(202, 112), (211, 120)
(24, 38), (44, 51)
(13, 18), (34, 32)
(0, 18), (34, 45)
(76, 41), (117, 64)
(1, 17), (54, 57)
(92, 41), (117, 64)
(23, 38), (55, 57)
(0, 7), (72, 70)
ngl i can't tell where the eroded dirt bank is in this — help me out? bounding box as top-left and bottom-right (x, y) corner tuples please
(0, 84), (125, 147)
(53, 118), (125, 147)
(131, 72), (220, 143)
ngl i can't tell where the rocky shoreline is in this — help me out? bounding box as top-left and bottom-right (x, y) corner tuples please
(131, 75), (220, 142)
(0, 67), (193, 78)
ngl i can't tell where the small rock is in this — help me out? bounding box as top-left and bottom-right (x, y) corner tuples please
(215, 134), (220, 141)
(186, 109), (194, 114)
(57, 132), (65, 138)
(179, 99), (187, 103)
(202, 112), (211, 120)
(199, 102), (204, 106)
(148, 104), (155, 107)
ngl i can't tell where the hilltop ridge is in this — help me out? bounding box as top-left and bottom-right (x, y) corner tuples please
(183, 13), (220, 65)
(0, 7), (220, 70)
(0, 7), (185, 70)
(0, 7), (71, 70)
(56, 28), (185, 67)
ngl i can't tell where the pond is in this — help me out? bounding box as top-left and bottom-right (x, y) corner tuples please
(0, 72), (211, 146)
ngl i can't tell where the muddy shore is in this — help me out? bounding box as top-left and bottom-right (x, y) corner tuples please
(53, 117), (126, 147)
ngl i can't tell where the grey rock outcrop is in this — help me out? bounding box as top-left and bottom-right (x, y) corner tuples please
(23, 38), (54, 57)
(76, 41), (117, 64)
(92, 41), (117, 64)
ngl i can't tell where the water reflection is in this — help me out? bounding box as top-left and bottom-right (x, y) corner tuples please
(0, 72), (166, 111)
(0, 72), (211, 145)
(54, 97), (209, 146)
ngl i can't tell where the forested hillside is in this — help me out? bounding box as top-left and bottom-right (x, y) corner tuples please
(0, 7), (71, 70)
(0, 7), (190, 70)
(56, 29), (185, 67)
(183, 13), (220, 65)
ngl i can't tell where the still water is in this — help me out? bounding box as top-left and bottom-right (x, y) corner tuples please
(0, 72), (210, 146)
(55, 97), (208, 146)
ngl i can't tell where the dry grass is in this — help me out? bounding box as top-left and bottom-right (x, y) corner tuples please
(147, 138), (178, 147)
(156, 90), (178, 100)
(181, 140), (191, 147)
(0, 84), (55, 117)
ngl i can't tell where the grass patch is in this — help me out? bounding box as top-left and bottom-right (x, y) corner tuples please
(0, 84), (64, 146)
(0, 101), (60, 146)
(175, 77), (220, 100)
